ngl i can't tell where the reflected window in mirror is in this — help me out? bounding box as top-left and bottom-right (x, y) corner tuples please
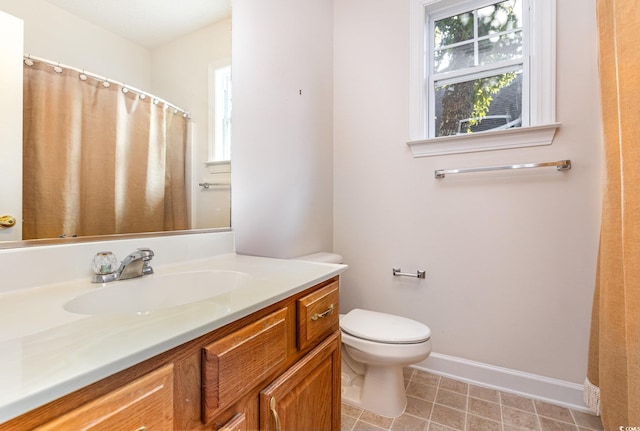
(210, 64), (232, 162)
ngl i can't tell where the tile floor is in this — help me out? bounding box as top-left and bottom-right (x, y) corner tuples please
(341, 368), (604, 431)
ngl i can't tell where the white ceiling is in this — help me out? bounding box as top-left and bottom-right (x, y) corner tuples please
(43, 0), (231, 49)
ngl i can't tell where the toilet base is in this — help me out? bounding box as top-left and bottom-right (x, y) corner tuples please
(340, 358), (407, 418)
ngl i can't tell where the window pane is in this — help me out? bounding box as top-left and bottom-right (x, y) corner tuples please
(477, 0), (522, 37)
(434, 11), (474, 49)
(434, 42), (475, 73)
(478, 31), (523, 65)
(434, 69), (523, 137)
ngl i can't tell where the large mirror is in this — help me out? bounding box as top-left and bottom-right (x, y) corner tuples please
(0, 0), (232, 248)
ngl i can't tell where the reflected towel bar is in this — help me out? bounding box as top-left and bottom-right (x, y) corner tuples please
(199, 182), (229, 189)
(434, 159), (571, 179)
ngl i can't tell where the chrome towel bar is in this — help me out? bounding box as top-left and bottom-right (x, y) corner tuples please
(434, 159), (571, 179)
(393, 268), (426, 279)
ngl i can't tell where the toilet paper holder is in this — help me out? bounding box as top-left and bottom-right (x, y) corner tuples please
(392, 268), (426, 279)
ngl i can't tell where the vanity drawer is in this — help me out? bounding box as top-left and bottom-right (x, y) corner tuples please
(201, 308), (288, 423)
(297, 280), (339, 350)
(34, 364), (173, 431)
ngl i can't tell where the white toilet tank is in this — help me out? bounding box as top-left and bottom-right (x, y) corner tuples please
(295, 252), (344, 264)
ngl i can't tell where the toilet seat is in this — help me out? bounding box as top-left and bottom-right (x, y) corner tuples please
(340, 309), (431, 344)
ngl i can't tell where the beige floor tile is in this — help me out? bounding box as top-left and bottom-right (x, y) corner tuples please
(502, 405), (541, 431)
(428, 422), (459, 431)
(405, 396), (433, 419)
(438, 377), (468, 395)
(534, 400), (575, 424)
(501, 392), (537, 413)
(435, 389), (467, 411)
(390, 413), (428, 431)
(466, 414), (501, 431)
(571, 411), (603, 430)
(343, 403), (364, 418)
(342, 414), (357, 431)
(407, 381), (438, 402)
(403, 367), (415, 380)
(469, 384), (500, 403)
(359, 410), (394, 429)
(504, 425), (532, 431)
(353, 419), (387, 431)
(539, 416), (579, 431)
(413, 370), (441, 386)
(430, 404), (466, 431)
(467, 397), (501, 422)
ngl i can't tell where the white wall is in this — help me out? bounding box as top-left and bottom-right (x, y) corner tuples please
(0, 0), (150, 89)
(232, 0), (334, 258)
(334, 0), (602, 386)
(0, 11), (23, 242)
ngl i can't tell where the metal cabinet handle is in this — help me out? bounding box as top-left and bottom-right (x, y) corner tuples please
(0, 215), (16, 228)
(269, 396), (282, 431)
(311, 304), (335, 321)
(134, 427), (147, 431)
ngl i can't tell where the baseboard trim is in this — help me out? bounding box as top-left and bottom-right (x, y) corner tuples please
(413, 353), (593, 414)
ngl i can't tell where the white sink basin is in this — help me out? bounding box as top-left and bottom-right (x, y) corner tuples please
(64, 270), (251, 315)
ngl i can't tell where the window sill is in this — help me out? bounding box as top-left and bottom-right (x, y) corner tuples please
(406, 123), (561, 158)
(204, 160), (231, 174)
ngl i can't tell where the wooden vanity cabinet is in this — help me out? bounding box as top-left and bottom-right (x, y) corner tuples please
(1, 276), (341, 431)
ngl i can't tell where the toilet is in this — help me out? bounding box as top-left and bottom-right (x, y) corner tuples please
(296, 253), (432, 418)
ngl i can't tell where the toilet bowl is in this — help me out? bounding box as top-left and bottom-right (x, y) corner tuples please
(294, 252), (432, 418)
(340, 309), (431, 417)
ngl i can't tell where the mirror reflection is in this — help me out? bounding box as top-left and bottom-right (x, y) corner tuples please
(0, 0), (232, 245)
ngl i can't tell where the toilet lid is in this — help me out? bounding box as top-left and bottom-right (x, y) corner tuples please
(340, 309), (431, 344)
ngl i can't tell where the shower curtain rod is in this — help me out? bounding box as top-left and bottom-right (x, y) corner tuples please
(24, 54), (191, 118)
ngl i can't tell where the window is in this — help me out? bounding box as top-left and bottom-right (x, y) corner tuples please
(209, 64), (232, 162)
(408, 0), (558, 157)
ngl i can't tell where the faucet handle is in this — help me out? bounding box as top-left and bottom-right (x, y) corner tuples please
(92, 251), (118, 275)
(91, 251), (120, 283)
(136, 248), (155, 275)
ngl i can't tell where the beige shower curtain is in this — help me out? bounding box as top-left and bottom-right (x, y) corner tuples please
(22, 61), (188, 239)
(585, 0), (640, 429)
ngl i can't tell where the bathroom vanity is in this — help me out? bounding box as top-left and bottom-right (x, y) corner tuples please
(0, 252), (345, 430)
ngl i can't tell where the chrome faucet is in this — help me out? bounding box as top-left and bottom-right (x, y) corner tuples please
(91, 248), (155, 283)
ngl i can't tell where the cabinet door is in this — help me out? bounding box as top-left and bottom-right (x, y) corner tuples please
(260, 332), (340, 431)
(34, 364), (173, 431)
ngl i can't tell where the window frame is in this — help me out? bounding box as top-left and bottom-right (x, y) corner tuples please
(208, 63), (232, 163)
(407, 0), (559, 157)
